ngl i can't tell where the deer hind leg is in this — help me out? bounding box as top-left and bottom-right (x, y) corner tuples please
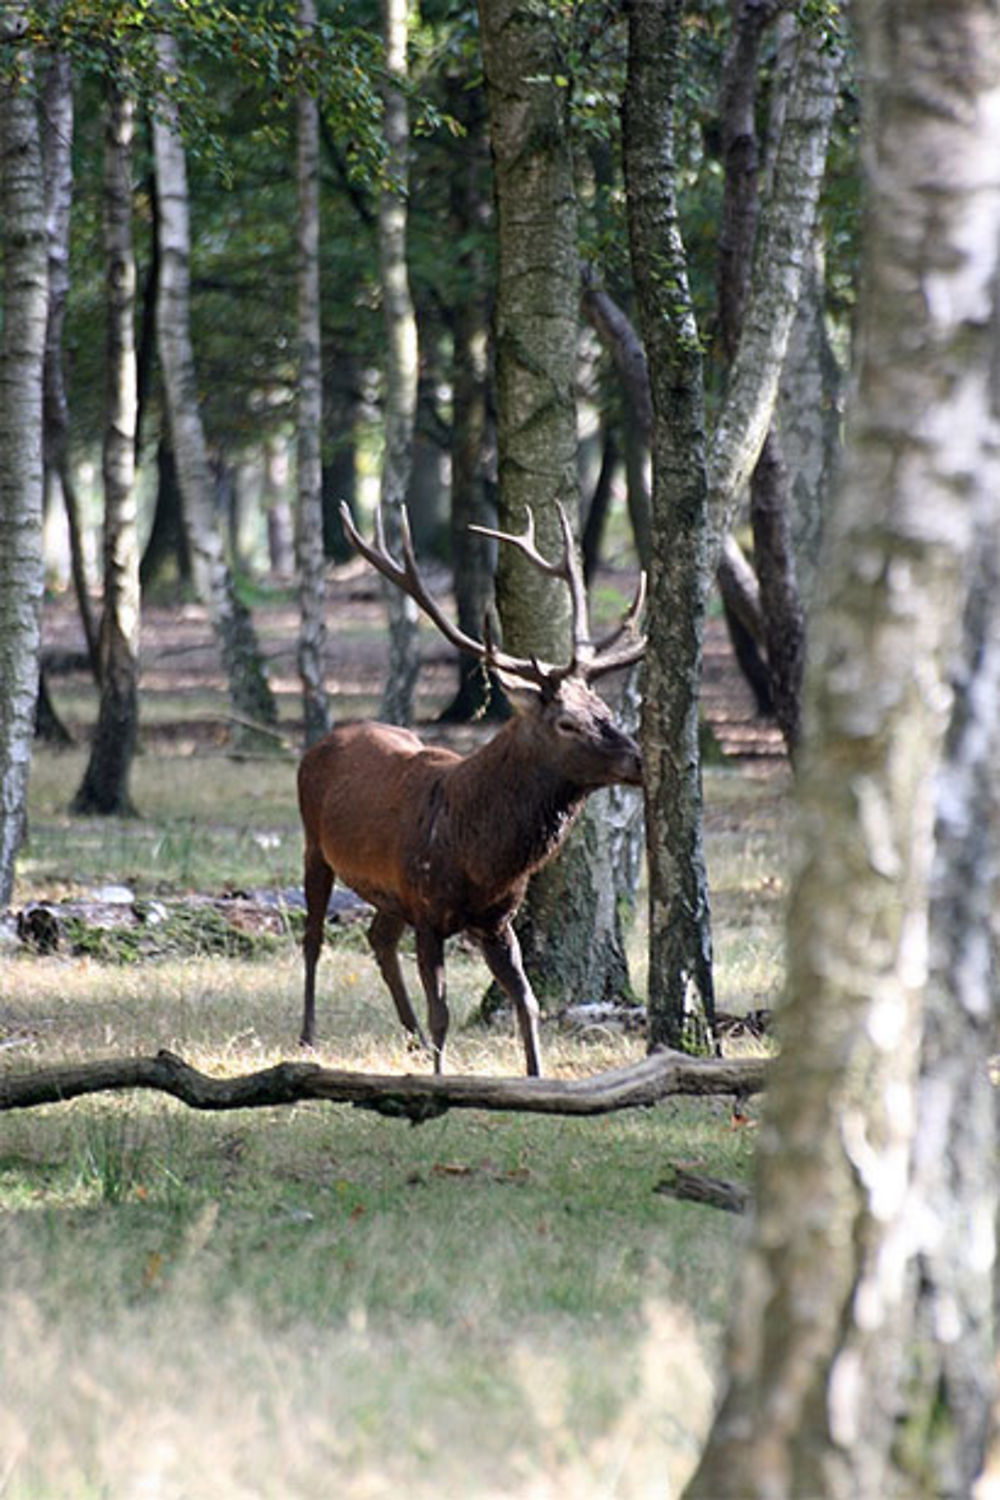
(367, 910), (429, 1054)
(477, 925), (542, 1077)
(416, 926), (449, 1074)
(301, 847), (334, 1047)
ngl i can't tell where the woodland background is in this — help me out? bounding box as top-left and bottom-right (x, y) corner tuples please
(1, 2), (999, 1498)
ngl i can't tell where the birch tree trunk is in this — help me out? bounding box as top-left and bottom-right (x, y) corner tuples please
(40, 45), (98, 681)
(377, 0), (420, 727)
(152, 33), (277, 745)
(719, 1), (806, 757)
(624, 0), (838, 1048)
(295, 0), (330, 747)
(706, 16), (839, 539)
(72, 83), (140, 816)
(624, 0), (715, 1049)
(0, 17), (47, 908)
(478, 0), (637, 1008)
(778, 242), (842, 616)
(685, 2), (1000, 1492)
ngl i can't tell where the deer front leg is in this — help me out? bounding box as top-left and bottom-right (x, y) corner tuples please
(368, 910), (429, 1054)
(416, 926), (449, 1073)
(301, 848), (334, 1047)
(476, 925), (542, 1077)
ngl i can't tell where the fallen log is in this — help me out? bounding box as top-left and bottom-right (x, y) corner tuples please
(0, 1047), (768, 1123)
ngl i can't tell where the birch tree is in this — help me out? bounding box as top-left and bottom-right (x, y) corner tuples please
(0, 12), (48, 909)
(477, 0), (638, 1006)
(152, 31), (277, 745)
(72, 81), (140, 816)
(377, 0), (420, 726)
(685, 0), (1000, 1491)
(624, 1), (839, 1048)
(40, 43), (98, 680)
(295, 0), (330, 747)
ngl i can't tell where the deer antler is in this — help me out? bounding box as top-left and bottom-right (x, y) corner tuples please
(470, 503), (593, 678)
(471, 502), (647, 683)
(339, 503), (553, 691)
(341, 501), (646, 691)
(588, 571), (647, 681)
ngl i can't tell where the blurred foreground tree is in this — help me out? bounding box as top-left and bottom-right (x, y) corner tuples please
(685, 0), (1000, 1493)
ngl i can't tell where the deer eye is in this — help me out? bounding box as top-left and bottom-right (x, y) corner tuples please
(554, 714), (582, 737)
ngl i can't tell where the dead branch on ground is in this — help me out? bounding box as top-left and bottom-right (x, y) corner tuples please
(0, 1048), (767, 1124)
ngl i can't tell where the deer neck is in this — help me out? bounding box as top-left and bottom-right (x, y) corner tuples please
(450, 720), (585, 884)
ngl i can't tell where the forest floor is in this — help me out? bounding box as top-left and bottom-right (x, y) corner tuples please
(1, 564), (789, 1500)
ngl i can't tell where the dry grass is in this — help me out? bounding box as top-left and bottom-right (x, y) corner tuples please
(0, 741), (788, 1499)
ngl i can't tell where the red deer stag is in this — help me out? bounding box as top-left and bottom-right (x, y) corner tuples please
(297, 502), (645, 1076)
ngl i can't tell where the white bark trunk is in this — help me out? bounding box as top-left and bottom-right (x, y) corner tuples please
(0, 20), (48, 907)
(295, 0), (330, 746)
(152, 33), (276, 739)
(708, 15), (839, 550)
(686, 2), (1000, 1492)
(72, 82), (140, 815)
(377, 0), (420, 726)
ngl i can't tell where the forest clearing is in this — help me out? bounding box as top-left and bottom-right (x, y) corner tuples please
(2, 585), (786, 1498)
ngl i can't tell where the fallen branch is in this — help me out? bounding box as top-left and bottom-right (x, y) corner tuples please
(654, 1166), (751, 1214)
(0, 1048), (768, 1124)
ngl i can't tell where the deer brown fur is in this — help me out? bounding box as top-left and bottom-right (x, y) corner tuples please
(297, 504), (645, 1076)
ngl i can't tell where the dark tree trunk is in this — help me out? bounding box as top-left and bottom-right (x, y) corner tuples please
(749, 428), (804, 753)
(139, 437), (192, 596)
(321, 352), (360, 563)
(717, 0), (805, 758)
(581, 424), (620, 582)
(35, 666), (72, 746)
(624, 0), (716, 1050)
(438, 64), (502, 724)
(478, 0), (636, 1010)
(439, 290), (506, 723)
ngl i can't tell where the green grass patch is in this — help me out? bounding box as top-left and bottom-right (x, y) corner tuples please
(0, 742), (788, 1497)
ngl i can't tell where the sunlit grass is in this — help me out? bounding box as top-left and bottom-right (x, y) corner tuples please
(0, 739), (788, 1498)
